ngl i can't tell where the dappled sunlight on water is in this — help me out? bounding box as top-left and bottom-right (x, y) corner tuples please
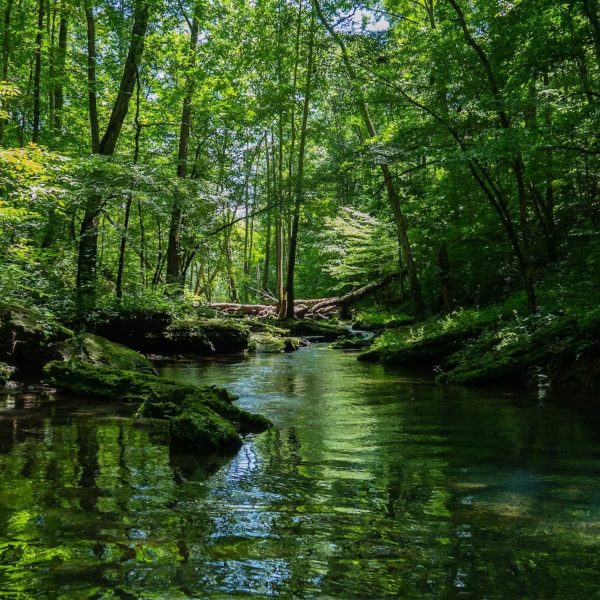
(1, 346), (600, 597)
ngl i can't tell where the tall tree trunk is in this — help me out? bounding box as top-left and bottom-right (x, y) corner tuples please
(32, 0), (44, 143)
(582, 0), (600, 67)
(0, 0), (14, 145)
(116, 72), (142, 300)
(274, 124), (285, 317)
(166, 0), (201, 285)
(84, 0), (99, 152)
(53, 0), (67, 135)
(447, 0), (536, 312)
(313, 0), (424, 314)
(76, 0), (150, 298)
(286, 8), (315, 319)
(0, 0), (11, 81)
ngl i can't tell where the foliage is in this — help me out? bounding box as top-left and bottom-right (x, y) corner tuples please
(0, 0), (598, 322)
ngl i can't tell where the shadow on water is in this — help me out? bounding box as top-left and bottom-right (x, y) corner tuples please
(1, 345), (600, 598)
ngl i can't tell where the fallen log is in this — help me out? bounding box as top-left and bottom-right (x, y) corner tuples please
(207, 275), (397, 318)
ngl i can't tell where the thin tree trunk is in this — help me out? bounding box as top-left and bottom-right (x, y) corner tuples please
(53, 0), (67, 135)
(262, 142), (273, 293)
(76, 0), (150, 298)
(313, 0), (424, 314)
(166, 0), (201, 285)
(32, 0), (44, 143)
(84, 0), (99, 152)
(116, 71), (142, 300)
(274, 124), (285, 317)
(447, 0), (536, 312)
(0, 0), (13, 144)
(286, 8), (315, 319)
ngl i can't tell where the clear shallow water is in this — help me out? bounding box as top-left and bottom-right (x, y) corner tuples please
(1, 346), (600, 598)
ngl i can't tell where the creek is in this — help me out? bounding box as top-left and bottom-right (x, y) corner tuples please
(1, 345), (599, 598)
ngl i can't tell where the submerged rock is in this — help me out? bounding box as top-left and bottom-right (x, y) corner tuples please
(56, 333), (157, 374)
(43, 360), (271, 453)
(0, 303), (73, 373)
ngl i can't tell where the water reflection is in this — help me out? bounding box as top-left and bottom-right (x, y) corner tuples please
(1, 347), (600, 597)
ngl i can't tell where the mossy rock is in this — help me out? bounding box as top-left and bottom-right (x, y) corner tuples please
(275, 319), (350, 341)
(169, 407), (241, 452)
(249, 332), (303, 354)
(356, 348), (382, 362)
(87, 309), (250, 354)
(284, 337), (302, 352)
(439, 315), (595, 386)
(0, 303), (73, 372)
(0, 362), (16, 387)
(330, 336), (372, 350)
(242, 319), (290, 336)
(43, 360), (271, 453)
(379, 329), (482, 367)
(56, 334), (156, 374)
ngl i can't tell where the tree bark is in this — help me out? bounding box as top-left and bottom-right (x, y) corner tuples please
(32, 0), (44, 143)
(53, 0), (67, 135)
(166, 0), (201, 285)
(286, 8), (315, 319)
(0, 0), (14, 144)
(84, 0), (99, 152)
(313, 0), (424, 314)
(76, 0), (150, 297)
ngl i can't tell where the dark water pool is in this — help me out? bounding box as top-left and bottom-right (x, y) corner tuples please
(1, 346), (600, 598)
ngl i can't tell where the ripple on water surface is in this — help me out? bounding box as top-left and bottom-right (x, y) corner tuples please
(1, 346), (600, 598)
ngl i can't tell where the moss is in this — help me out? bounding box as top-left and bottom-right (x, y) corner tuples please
(169, 407), (241, 452)
(284, 337), (302, 352)
(242, 319), (290, 336)
(330, 336), (371, 350)
(360, 307), (501, 367)
(56, 334), (156, 374)
(0, 362), (16, 387)
(276, 319), (350, 341)
(0, 303), (73, 371)
(440, 310), (600, 387)
(42, 360), (271, 453)
(86, 309), (251, 354)
(353, 309), (415, 331)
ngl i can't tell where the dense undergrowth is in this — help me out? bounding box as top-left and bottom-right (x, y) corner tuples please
(358, 265), (600, 388)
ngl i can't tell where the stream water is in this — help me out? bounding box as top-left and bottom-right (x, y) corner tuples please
(1, 345), (600, 598)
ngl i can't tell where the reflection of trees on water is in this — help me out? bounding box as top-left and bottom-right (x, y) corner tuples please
(1, 354), (600, 598)
(0, 398), (209, 597)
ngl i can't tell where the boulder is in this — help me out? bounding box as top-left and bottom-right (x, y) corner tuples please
(43, 360), (271, 453)
(330, 336), (372, 350)
(250, 333), (303, 353)
(87, 310), (250, 354)
(276, 319), (351, 341)
(0, 303), (73, 373)
(55, 333), (156, 374)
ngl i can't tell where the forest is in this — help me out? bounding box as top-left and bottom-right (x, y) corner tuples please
(1, 0), (600, 597)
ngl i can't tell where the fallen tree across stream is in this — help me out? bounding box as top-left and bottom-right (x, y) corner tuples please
(207, 274), (397, 318)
